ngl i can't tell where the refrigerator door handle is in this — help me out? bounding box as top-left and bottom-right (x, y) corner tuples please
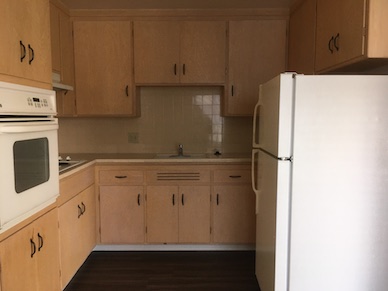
(251, 149), (260, 214)
(252, 99), (261, 148)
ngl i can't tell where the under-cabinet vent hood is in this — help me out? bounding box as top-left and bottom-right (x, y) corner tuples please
(52, 72), (74, 91)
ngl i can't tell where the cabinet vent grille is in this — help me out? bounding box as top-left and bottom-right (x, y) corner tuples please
(156, 172), (201, 181)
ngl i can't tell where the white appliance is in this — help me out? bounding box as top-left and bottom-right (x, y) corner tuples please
(251, 73), (388, 291)
(0, 81), (59, 232)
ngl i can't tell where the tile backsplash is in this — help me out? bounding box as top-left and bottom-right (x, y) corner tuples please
(58, 86), (253, 154)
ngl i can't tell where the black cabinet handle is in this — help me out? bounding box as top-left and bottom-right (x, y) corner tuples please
(181, 194), (184, 206)
(182, 64), (186, 75)
(81, 202), (86, 214)
(28, 44), (34, 64)
(334, 33), (340, 51)
(137, 193), (141, 206)
(20, 40), (26, 62)
(174, 64), (177, 75)
(328, 36), (334, 54)
(172, 194), (175, 206)
(125, 85), (129, 96)
(30, 238), (36, 258)
(216, 193), (219, 205)
(37, 233), (44, 251)
(78, 205), (83, 218)
(229, 175), (242, 179)
(115, 175), (127, 179)
(231, 85), (234, 97)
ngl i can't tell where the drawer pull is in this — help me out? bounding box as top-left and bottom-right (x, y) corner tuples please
(137, 194), (141, 206)
(115, 175), (128, 179)
(172, 194), (175, 206)
(229, 175), (242, 179)
(20, 40), (26, 62)
(38, 233), (44, 251)
(81, 202), (86, 214)
(78, 205), (83, 218)
(181, 193), (185, 206)
(216, 193), (219, 205)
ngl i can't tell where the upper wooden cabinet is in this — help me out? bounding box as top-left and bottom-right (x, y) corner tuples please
(288, 0), (317, 74)
(50, 2), (76, 116)
(0, 0), (52, 88)
(224, 20), (287, 116)
(315, 0), (388, 72)
(134, 21), (227, 85)
(73, 21), (137, 116)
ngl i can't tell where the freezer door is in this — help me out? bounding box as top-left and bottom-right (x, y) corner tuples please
(256, 150), (291, 291)
(252, 73), (294, 159)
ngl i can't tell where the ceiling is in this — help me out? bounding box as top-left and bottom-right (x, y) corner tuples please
(60, 0), (291, 10)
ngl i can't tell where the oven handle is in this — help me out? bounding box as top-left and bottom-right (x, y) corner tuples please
(0, 124), (58, 133)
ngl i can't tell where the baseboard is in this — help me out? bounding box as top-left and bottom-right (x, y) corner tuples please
(93, 244), (255, 251)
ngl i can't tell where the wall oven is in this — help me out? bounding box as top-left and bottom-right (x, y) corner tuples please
(0, 81), (59, 232)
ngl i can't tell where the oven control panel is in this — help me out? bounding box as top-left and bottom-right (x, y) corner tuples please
(0, 81), (56, 116)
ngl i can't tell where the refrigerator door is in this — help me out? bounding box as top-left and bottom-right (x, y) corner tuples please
(289, 75), (388, 291)
(256, 150), (291, 291)
(252, 73), (294, 159)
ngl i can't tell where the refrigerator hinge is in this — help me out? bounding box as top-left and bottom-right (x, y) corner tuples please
(279, 156), (293, 162)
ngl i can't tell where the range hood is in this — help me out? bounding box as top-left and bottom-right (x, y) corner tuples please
(52, 72), (74, 91)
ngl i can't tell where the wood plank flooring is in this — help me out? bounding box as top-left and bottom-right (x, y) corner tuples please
(64, 251), (260, 291)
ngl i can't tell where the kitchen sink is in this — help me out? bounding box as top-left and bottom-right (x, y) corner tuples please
(155, 153), (208, 159)
(59, 160), (86, 173)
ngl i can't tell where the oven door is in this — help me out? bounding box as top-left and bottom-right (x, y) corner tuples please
(0, 120), (59, 230)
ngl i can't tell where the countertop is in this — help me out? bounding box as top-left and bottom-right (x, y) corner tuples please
(59, 152), (252, 178)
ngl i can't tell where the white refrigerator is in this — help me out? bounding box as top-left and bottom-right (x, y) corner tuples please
(251, 73), (388, 291)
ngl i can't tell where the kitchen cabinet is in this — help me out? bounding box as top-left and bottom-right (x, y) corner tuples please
(315, 0), (388, 72)
(0, 0), (52, 88)
(224, 20), (287, 116)
(146, 185), (211, 243)
(0, 208), (61, 291)
(288, 0), (317, 74)
(100, 186), (144, 243)
(50, 1), (76, 116)
(58, 165), (96, 289)
(73, 21), (137, 116)
(134, 21), (226, 85)
(212, 168), (256, 244)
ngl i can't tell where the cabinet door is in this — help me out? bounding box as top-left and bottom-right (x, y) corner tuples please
(226, 20), (287, 116)
(213, 185), (256, 244)
(100, 186), (145, 243)
(146, 186), (179, 243)
(34, 208), (61, 291)
(134, 21), (180, 84)
(73, 21), (135, 116)
(288, 0), (317, 74)
(0, 0), (52, 85)
(315, 0), (366, 72)
(180, 21), (226, 84)
(179, 186), (211, 243)
(58, 185), (96, 288)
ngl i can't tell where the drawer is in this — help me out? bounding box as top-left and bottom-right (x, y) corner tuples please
(99, 170), (144, 185)
(146, 170), (211, 185)
(213, 169), (251, 183)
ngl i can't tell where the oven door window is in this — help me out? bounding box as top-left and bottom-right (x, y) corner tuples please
(13, 138), (50, 193)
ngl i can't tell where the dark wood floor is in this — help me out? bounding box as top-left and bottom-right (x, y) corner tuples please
(64, 251), (260, 291)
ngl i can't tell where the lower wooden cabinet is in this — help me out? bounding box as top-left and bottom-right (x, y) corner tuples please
(100, 185), (145, 243)
(146, 185), (211, 243)
(213, 185), (256, 244)
(0, 208), (61, 291)
(58, 184), (96, 288)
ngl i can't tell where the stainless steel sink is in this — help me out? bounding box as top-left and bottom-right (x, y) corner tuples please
(59, 160), (86, 173)
(155, 153), (208, 159)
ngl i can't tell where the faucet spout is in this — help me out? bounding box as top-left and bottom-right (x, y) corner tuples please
(178, 144), (184, 156)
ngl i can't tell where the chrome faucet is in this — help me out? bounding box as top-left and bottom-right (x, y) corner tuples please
(178, 144), (184, 156)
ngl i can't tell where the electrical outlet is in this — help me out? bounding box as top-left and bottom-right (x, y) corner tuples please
(128, 132), (139, 143)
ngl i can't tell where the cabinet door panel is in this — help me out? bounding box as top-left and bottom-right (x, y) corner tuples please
(73, 21), (134, 116)
(134, 21), (180, 84)
(213, 185), (256, 244)
(146, 186), (179, 243)
(180, 21), (226, 84)
(179, 186), (211, 243)
(100, 186), (145, 243)
(226, 20), (287, 116)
